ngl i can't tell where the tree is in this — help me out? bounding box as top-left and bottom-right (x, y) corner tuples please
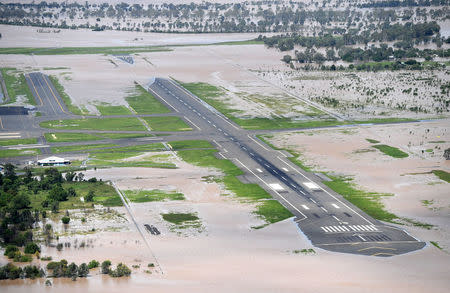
(24, 242), (40, 254)
(444, 148), (450, 160)
(65, 172), (76, 182)
(48, 185), (68, 202)
(85, 190), (95, 202)
(109, 263), (131, 277)
(78, 263), (89, 277)
(101, 260), (111, 274)
(61, 216), (70, 224)
(67, 187), (77, 197)
(67, 262), (78, 280)
(282, 55), (292, 63)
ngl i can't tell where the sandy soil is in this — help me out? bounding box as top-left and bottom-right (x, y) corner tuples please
(265, 119), (450, 250)
(1, 150), (450, 292)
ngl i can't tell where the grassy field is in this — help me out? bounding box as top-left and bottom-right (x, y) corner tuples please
(29, 181), (122, 210)
(323, 174), (398, 223)
(372, 144), (409, 158)
(48, 76), (86, 115)
(0, 138), (37, 146)
(126, 85), (170, 114)
(40, 117), (147, 131)
(143, 116), (192, 131)
(0, 148), (41, 158)
(168, 140), (214, 150)
(96, 105), (132, 116)
(161, 212), (199, 225)
(1, 68), (35, 105)
(432, 170), (450, 183)
(123, 189), (185, 202)
(51, 143), (119, 153)
(177, 149), (293, 224)
(44, 132), (152, 142)
(0, 46), (171, 55)
(366, 138), (380, 143)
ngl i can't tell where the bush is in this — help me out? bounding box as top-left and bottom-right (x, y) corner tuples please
(24, 242), (40, 254)
(88, 260), (99, 269)
(109, 263), (131, 277)
(4, 245), (18, 258)
(61, 216), (70, 224)
(85, 190), (95, 202)
(101, 260), (111, 274)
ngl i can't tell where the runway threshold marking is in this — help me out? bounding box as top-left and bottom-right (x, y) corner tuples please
(234, 158), (307, 221)
(26, 74), (44, 106)
(42, 74), (68, 114)
(277, 155), (374, 226)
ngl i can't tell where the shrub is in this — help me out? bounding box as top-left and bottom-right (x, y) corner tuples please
(61, 216), (70, 224)
(88, 260), (99, 269)
(101, 260), (111, 274)
(24, 242), (40, 254)
(85, 190), (95, 202)
(4, 245), (18, 258)
(78, 263), (89, 277)
(109, 263), (131, 277)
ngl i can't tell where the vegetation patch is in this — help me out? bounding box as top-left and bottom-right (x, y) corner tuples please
(96, 104), (132, 116)
(40, 117), (146, 131)
(430, 241), (443, 250)
(366, 138), (380, 143)
(51, 143), (119, 153)
(161, 212), (199, 225)
(125, 84), (170, 114)
(143, 116), (192, 131)
(1, 68), (35, 105)
(323, 174), (398, 223)
(169, 140), (214, 150)
(0, 148), (41, 158)
(48, 76), (87, 115)
(432, 170), (450, 183)
(372, 144), (409, 158)
(0, 46), (171, 55)
(0, 138), (37, 146)
(177, 149), (293, 224)
(44, 132), (152, 142)
(123, 189), (185, 202)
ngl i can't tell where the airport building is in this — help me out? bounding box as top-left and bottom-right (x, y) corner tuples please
(37, 156), (70, 166)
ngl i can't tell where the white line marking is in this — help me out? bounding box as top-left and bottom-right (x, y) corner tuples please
(349, 226), (357, 231)
(342, 226), (350, 231)
(310, 199), (317, 204)
(147, 87), (179, 113)
(223, 148), (228, 153)
(320, 207), (328, 212)
(301, 205), (309, 210)
(327, 226), (338, 232)
(332, 215), (341, 222)
(282, 167), (289, 172)
(332, 203), (340, 209)
(321, 227), (328, 233)
(212, 139), (222, 148)
(248, 135), (269, 151)
(277, 156), (374, 225)
(256, 168), (263, 173)
(218, 153), (227, 159)
(234, 158), (307, 221)
(183, 116), (201, 130)
(358, 235), (366, 242)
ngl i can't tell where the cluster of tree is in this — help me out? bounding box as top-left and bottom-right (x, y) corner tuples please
(0, 1), (447, 33)
(46, 260), (89, 281)
(0, 263), (44, 280)
(0, 164), (97, 246)
(298, 60), (446, 72)
(101, 260), (131, 277)
(261, 22), (442, 51)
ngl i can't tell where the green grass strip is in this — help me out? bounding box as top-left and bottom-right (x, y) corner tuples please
(1, 68), (35, 105)
(161, 212), (199, 225)
(143, 116), (192, 131)
(372, 144), (409, 158)
(45, 132), (153, 142)
(0, 148), (41, 158)
(0, 138), (37, 146)
(123, 189), (185, 202)
(51, 143), (119, 153)
(366, 138), (380, 144)
(177, 149), (293, 223)
(322, 174), (397, 223)
(0, 46), (171, 55)
(169, 140), (214, 150)
(40, 117), (147, 131)
(432, 170), (450, 183)
(125, 84), (170, 114)
(96, 105), (132, 116)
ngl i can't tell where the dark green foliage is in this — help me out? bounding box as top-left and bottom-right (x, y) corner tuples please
(61, 216), (70, 224)
(101, 260), (112, 274)
(109, 263), (131, 277)
(85, 190), (95, 202)
(0, 263), (23, 280)
(88, 260), (99, 269)
(24, 242), (40, 254)
(78, 263), (89, 277)
(4, 245), (19, 258)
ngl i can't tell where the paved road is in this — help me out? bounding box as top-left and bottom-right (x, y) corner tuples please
(147, 78), (425, 257)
